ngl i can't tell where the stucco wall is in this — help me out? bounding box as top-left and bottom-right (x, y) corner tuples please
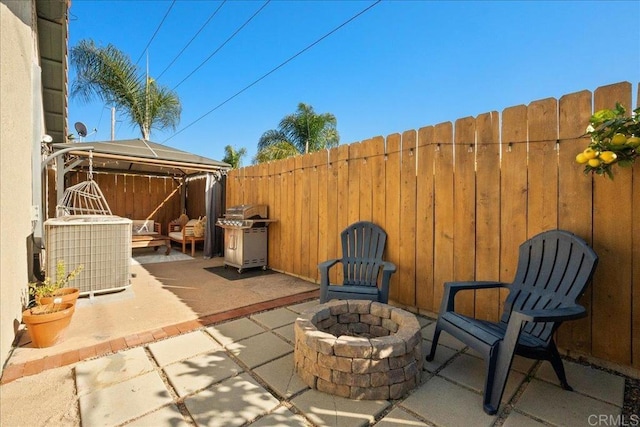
(0, 0), (37, 369)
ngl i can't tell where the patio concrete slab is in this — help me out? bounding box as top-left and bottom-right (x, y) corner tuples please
(249, 405), (310, 427)
(163, 349), (244, 397)
(78, 370), (172, 427)
(535, 359), (626, 407)
(250, 307), (300, 329)
(421, 340), (458, 372)
(400, 376), (497, 427)
(1, 293), (630, 427)
(75, 347), (154, 396)
(291, 389), (390, 427)
(376, 407), (428, 426)
(286, 300), (320, 314)
(184, 372), (280, 427)
(421, 323), (468, 351)
(226, 331), (293, 368)
(501, 411), (548, 427)
(125, 404), (191, 427)
(253, 353), (308, 398)
(273, 322), (296, 343)
(464, 347), (538, 375)
(514, 378), (622, 426)
(438, 353), (526, 403)
(148, 330), (221, 366)
(205, 317), (268, 347)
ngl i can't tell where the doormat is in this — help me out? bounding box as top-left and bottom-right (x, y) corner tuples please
(204, 266), (278, 281)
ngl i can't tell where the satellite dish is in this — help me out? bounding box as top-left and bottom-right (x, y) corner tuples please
(75, 122), (88, 137)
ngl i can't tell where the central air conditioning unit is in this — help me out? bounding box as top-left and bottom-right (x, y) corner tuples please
(44, 215), (132, 297)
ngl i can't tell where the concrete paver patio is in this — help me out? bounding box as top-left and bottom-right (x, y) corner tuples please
(0, 253), (631, 426)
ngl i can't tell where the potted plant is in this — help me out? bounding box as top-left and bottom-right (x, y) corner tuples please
(22, 261), (83, 348)
(31, 260), (83, 306)
(575, 103), (640, 178)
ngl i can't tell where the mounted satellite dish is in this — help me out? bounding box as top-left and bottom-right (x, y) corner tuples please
(75, 122), (88, 137)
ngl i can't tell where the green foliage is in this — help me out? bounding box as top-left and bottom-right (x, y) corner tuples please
(222, 145), (247, 169)
(577, 103), (640, 179)
(29, 260), (83, 305)
(70, 39), (181, 140)
(254, 103), (339, 163)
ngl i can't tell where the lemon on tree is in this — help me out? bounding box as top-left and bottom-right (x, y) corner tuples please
(577, 103), (640, 178)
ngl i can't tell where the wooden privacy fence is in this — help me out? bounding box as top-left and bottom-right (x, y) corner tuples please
(227, 81), (639, 371)
(55, 171), (184, 232)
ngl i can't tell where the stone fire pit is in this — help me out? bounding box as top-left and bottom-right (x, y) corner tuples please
(294, 300), (422, 400)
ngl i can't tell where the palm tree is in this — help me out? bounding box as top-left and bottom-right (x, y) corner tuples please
(70, 39), (181, 140)
(254, 103), (339, 163)
(222, 145), (247, 169)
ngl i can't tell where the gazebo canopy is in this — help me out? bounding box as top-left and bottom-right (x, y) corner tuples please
(50, 139), (230, 177)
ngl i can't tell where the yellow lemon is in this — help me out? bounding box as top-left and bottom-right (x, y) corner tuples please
(575, 153), (589, 164)
(583, 148), (598, 159)
(598, 151), (617, 164)
(627, 136), (640, 148)
(611, 133), (627, 145)
(588, 158), (601, 167)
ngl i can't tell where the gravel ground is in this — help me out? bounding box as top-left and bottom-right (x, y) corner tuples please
(623, 377), (640, 418)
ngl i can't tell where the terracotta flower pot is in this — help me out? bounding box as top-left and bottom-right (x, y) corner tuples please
(38, 287), (80, 306)
(22, 303), (74, 348)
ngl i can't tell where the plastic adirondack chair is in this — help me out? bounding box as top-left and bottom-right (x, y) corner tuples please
(319, 221), (396, 304)
(426, 229), (598, 415)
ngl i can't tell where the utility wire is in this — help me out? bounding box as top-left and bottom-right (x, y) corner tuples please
(164, 0), (382, 143)
(157, 0), (227, 80)
(135, 0), (176, 65)
(172, 0), (270, 91)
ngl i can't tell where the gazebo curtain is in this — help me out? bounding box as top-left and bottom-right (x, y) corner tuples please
(204, 173), (226, 258)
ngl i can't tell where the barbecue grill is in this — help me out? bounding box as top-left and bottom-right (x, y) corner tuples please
(216, 204), (275, 273)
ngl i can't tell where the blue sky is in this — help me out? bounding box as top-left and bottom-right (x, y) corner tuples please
(67, 0), (640, 165)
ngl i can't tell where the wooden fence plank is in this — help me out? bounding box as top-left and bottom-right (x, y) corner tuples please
(433, 122), (454, 308)
(297, 155), (310, 279)
(385, 134), (401, 302)
(592, 82), (633, 366)
(268, 161), (281, 271)
(359, 139), (374, 222)
(416, 126), (435, 311)
(500, 105), (528, 312)
(327, 146), (340, 283)
(633, 84), (640, 370)
(348, 142), (361, 225)
(399, 130), (417, 306)
(556, 89), (595, 355)
(475, 112), (501, 321)
(308, 151), (323, 283)
(370, 136), (386, 231)
(527, 97), (559, 236)
(453, 117), (476, 317)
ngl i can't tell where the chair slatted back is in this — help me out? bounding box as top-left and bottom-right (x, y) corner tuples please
(500, 230), (598, 342)
(341, 221), (387, 287)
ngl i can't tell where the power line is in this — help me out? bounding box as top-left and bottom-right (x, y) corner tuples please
(163, 0), (382, 143)
(135, 0), (177, 65)
(157, 0), (228, 80)
(171, 0), (271, 91)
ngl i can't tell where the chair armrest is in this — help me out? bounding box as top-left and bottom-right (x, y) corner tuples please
(382, 261), (396, 273)
(168, 223), (182, 233)
(154, 222), (161, 234)
(511, 305), (587, 323)
(318, 259), (341, 274)
(441, 281), (508, 312)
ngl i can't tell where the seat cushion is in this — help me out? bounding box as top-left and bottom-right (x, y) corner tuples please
(168, 231), (184, 241)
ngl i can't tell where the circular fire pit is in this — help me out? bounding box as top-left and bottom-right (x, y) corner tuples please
(294, 300), (422, 400)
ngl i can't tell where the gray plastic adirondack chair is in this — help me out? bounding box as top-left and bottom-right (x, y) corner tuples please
(318, 221), (396, 304)
(426, 229), (598, 415)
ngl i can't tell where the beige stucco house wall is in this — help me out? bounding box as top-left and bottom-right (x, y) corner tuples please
(0, 0), (67, 372)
